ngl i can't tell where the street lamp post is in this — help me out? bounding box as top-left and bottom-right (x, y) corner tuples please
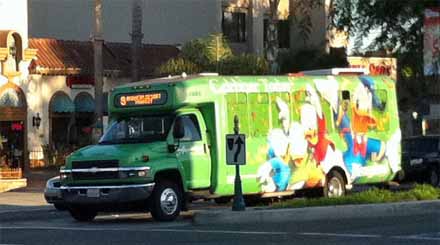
(94, 0), (104, 139)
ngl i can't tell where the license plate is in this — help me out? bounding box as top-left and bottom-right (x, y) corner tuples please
(87, 188), (100, 198)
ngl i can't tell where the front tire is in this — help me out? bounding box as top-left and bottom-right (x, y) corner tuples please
(149, 180), (182, 221)
(324, 170), (346, 198)
(68, 206), (97, 222)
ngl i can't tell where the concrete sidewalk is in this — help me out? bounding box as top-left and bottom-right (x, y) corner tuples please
(0, 167), (65, 222)
(192, 200), (440, 225)
(0, 190), (68, 222)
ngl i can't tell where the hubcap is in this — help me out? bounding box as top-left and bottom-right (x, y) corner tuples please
(160, 188), (178, 215)
(328, 177), (343, 197)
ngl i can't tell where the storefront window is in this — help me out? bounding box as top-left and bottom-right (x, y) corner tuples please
(222, 11), (246, 43)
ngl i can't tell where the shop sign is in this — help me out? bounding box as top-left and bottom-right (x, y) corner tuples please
(348, 56), (397, 80)
(11, 122), (23, 131)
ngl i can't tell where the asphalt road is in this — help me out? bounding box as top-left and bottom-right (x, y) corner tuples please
(0, 209), (439, 245)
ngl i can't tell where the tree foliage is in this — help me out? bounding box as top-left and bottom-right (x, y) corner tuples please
(278, 49), (348, 74)
(156, 34), (268, 76)
(289, 0), (322, 44)
(330, 0), (439, 101)
(180, 33), (232, 70)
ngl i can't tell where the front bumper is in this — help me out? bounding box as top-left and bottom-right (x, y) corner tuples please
(61, 183), (155, 205)
(44, 187), (63, 204)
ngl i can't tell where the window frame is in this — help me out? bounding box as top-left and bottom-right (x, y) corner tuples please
(174, 114), (202, 142)
(222, 11), (247, 43)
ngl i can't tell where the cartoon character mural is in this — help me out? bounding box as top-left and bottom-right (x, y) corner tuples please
(322, 76), (400, 182)
(257, 83), (339, 192)
(257, 76), (401, 193)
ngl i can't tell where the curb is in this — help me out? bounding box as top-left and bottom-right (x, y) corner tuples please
(0, 206), (69, 222)
(192, 200), (440, 225)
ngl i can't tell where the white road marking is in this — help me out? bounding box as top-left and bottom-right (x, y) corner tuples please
(391, 232), (440, 241)
(298, 232), (382, 238)
(0, 223), (189, 232)
(0, 226), (286, 235)
(151, 229), (288, 235)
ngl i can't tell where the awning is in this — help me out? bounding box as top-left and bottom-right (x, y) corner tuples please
(51, 94), (74, 113)
(74, 93), (95, 113)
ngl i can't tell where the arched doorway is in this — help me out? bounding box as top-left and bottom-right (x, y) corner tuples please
(0, 82), (27, 178)
(49, 91), (74, 160)
(73, 92), (95, 147)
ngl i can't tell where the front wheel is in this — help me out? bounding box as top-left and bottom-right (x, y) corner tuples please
(149, 180), (182, 221)
(68, 206), (97, 222)
(324, 170), (346, 198)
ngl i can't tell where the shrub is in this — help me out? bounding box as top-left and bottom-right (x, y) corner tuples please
(271, 184), (440, 209)
(219, 54), (270, 75)
(155, 57), (202, 76)
(181, 33), (232, 70)
(278, 48), (348, 74)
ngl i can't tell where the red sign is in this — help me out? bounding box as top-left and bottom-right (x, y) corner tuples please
(11, 122), (23, 131)
(66, 75), (95, 88)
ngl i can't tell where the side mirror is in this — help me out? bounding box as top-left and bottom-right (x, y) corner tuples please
(173, 120), (185, 139)
(167, 144), (178, 153)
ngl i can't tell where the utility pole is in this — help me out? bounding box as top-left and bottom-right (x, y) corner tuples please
(94, 0), (104, 138)
(131, 0), (143, 82)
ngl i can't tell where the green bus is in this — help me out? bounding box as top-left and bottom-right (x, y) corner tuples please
(60, 71), (401, 221)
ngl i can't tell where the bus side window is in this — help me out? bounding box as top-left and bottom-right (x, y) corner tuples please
(270, 92), (290, 130)
(336, 90), (351, 130)
(372, 89), (389, 132)
(291, 90), (307, 122)
(249, 93), (269, 137)
(174, 115), (202, 142)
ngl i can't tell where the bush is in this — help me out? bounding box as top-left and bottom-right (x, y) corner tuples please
(271, 184), (440, 209)
(278, 48), (348, 74)
(155, 57), (202, 76)
(219, 54), (270, 75)
(181, 33), (232, 70)
(156, 33), (269, 76)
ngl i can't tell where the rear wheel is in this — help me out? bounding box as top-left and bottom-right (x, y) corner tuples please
(149, 180), (182, 221)
(324, 170), (346, 198)
(68, 206), (97, 222)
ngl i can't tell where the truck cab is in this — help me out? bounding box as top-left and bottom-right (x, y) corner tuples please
(61, 77), (213, 222)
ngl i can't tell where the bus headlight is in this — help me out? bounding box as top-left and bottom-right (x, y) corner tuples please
(60, 172), (71, 181)
(137, 170), (147, 177)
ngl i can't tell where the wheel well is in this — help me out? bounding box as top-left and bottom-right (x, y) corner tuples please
(155, 170), (184, 191)
(328, 166), (348, 185)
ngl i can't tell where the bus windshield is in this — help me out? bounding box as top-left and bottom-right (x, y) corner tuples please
(99, 115), (173, 144)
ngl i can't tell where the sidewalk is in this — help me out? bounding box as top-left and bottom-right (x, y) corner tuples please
(0, 167), (63, 222)
(193, 200), (440, 225)
(18, 167), (59, 192)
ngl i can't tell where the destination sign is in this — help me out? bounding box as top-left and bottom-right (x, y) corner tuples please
(115, 91), (167, 107)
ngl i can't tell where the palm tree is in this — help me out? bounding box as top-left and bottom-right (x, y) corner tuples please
(266, 0), (281, 74)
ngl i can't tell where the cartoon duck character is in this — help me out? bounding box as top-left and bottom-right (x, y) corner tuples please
(358, 76), (401, 174)
(335, 77), (387, 179)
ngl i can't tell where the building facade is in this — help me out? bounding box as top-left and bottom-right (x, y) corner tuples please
(0, 0), (179, 183)
(28, 0), (345, 55)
